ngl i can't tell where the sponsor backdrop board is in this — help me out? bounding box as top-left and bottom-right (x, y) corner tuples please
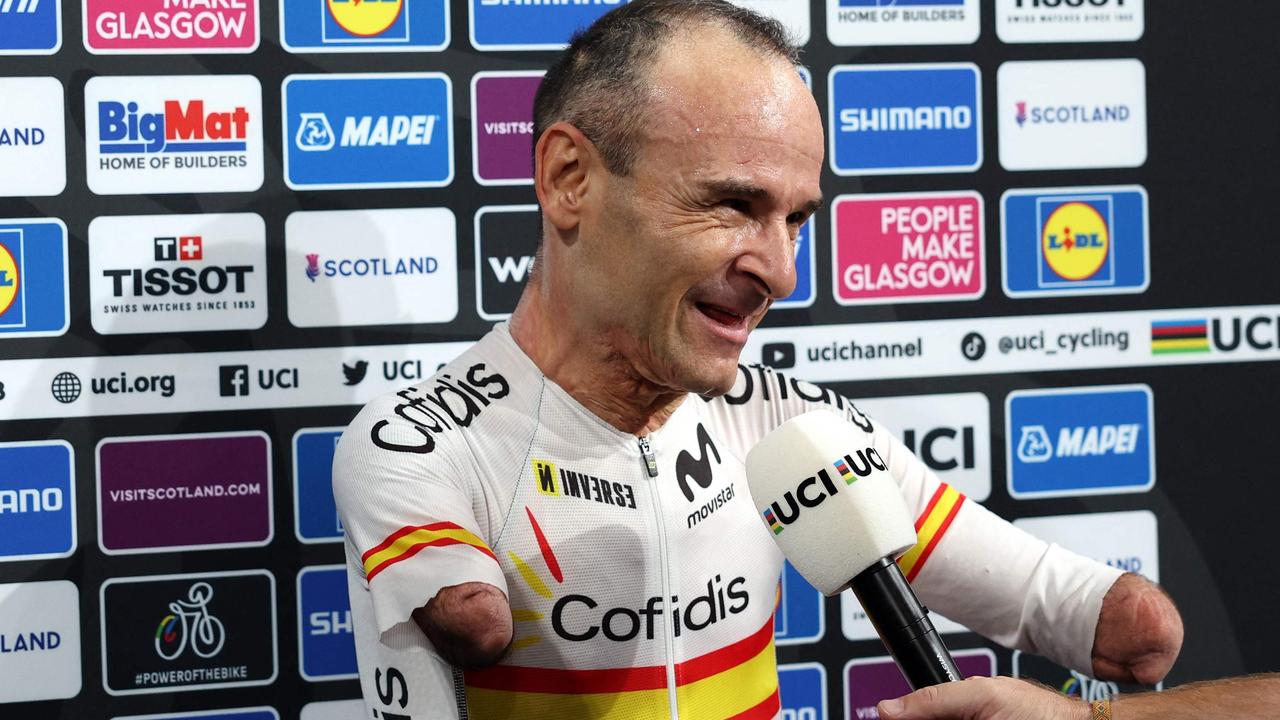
(2, 1), (1279, 718)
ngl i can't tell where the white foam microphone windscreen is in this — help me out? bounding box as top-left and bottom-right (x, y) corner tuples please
(745, 409), (918, 596)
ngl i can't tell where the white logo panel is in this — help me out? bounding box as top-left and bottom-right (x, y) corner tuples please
(1014, 510), (1158, 581)
(89, 213), (268, 334)
(733, 0), (810, 44)
(0, 580), (82, 703)
(996, 0), (1144, 44)
(301, 700), (365, 720)
(286, 208), (459, 328)
(998, 59), (1147, 171)
(856, 392), (991, 501)
(827, 0), (979, 47)
(0, 77), (66, 197)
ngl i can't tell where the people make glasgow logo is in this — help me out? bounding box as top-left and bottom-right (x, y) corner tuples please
(83, 0), (259, 54)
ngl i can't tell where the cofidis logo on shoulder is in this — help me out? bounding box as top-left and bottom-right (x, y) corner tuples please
(470, 0), (622, 50)
(1002, 185), (1149, 298)
(84, 0), (259, 53)
(0, 0), (61, 54)
(0, 218), (69, 338)
(829, 63), (981, 176)
(1006, 384), (1155, 499)
(85, 75), (264, 195)
(280, 0), (446, 52)
(283, 73), (453, 190)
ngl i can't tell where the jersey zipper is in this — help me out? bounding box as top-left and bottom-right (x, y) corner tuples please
(639, 435), (680, 720)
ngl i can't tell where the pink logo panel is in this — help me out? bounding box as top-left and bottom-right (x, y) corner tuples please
(85, 0), (259, 53)
(833, 192), (985, 305)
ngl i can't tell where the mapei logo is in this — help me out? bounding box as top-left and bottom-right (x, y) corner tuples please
(297, 566), (357, 680)
(1152, 313), (1280, 356)
(762, 448), (887, 533)
(1002, 186), (1149, 298)
(280, 0), (447, 52)
(828, 63), (981, 176)
(1006, 385), (1154, 499)
(0, 441), (76, 563)
(469, 0), (622, 50)
(0, 219), (69, 338)
(996, 0), (1144, 44)
(997, 59), (1146, 171)
(283, 73), (453, 190)
(0, 78), (66, 197)
(84, 0), (260, 54)
(85, 75), (264, 195)
(828, 0), (978, 47)
(0, 0), (61, 54)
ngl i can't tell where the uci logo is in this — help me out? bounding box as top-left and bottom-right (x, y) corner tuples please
(763, 448), (887, 534)
(327, 0), (403, 38)
(1042, 201), (1109, 281)
(0, 242), (18, 317)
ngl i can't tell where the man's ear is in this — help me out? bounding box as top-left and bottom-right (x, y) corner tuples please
(534, 121), (599, 233)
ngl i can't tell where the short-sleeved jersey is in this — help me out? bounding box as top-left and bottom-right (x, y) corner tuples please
(333, 324), (1121, 720)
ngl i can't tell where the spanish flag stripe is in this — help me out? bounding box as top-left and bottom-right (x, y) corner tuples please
(915, 485), (947, 533)
(676, 614), (774, 685)
(727, 689), (781, 720)
(363, 525), (496, 580)
(362, 521), (474, 561)
(903, 495), (964, 583)
(898, 484), (965, 581)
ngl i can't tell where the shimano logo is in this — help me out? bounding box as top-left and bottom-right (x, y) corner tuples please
(839, 105), (972, 133)
(552, 575), (747, 642)
(0, 487), (63, 514)
(1016, 423), (1141, 463)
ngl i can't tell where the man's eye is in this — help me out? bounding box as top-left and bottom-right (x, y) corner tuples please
(720, 198), (751, 214)
(786, 211), (808, 226)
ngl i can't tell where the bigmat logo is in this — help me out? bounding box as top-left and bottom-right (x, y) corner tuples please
(286, 207), (458, 328)
(998, 59), (1147, 171)
(856, 392), (991, 501)
(997, 0), (1143, 43)
(280, 0), (446, 52)
(293, 428), (344, 543)
(113, 709), (280, 720)
(832, 191), (983, 305)
(0, 0), (60, 53)
(1015, 509), (1159, 580)
(283, 73), (453, 190)
(0, 77), (66, 196)
(0, 440), (75, 562)
(1006, 384), (1155, 499)
(85, 75), (264, 195)
(97, 432), (273, 554)
(845, 650), (994, 719)
(471, 71), (542, 186)
(84, 0), (259, 53)
(297, 565), (357, 681)
(775, 560), (823, 645)
(469, 0), (623, 50)
(827, 0), (978, 47)
(0, 580), (82, 703)
(778, 662), (827, 720)
(1002, 186), (1149, 298)
(89, 213), (267, 334)
(100, 570), (277, 695)
(0, 218), (69, 338)
(829, 63), (981, 176)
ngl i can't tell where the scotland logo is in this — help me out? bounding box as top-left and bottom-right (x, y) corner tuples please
(305, 254), (319, 282)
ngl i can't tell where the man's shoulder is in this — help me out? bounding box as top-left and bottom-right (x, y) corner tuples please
(703, 364), (845, 410)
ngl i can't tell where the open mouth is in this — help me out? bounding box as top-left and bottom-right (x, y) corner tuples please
(696, 302), (746, 326)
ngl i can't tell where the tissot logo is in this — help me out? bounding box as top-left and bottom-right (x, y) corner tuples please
(996, 0), (1143, 43)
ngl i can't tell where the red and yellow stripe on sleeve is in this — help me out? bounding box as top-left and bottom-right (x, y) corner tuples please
(897, 483), (966, 582)
(362, 521), (497, 581)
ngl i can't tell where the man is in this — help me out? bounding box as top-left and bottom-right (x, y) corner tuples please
(333, 2), (1183, 718)
(877, 673), (1280, 719)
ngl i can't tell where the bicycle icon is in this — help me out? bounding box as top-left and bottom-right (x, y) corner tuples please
(154, 582), (226, 661)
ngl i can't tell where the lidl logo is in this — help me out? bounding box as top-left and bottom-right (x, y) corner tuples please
(1006, 385), (1155, 499)
(84, 0), (259, 54)
(828, 63), (981, 176)
(283, 73), (453, 190)
(297, 566), (357, 681)
(775, 560), (823, 645)
(1002, 186), (1148, 298)
(280, 0), (447, 52)
(0, 0), (60, 53)
(293, 428), (344, 543)
(469, 0), (622, 50)
(779, 663), (826, 719)
(0, 441), (76, 562)
(0, 219), (69, 338)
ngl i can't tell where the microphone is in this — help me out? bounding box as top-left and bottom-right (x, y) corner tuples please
(745, 409), (963, 688)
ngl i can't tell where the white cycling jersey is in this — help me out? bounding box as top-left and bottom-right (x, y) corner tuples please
(333, 323), (1122, 720)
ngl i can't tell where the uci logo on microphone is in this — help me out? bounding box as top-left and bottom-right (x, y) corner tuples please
(762, 448), (886, 534)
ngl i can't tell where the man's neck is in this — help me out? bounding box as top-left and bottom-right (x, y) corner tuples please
(508, 287), (685, 436)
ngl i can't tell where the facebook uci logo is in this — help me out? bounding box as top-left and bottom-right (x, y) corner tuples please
(828, 63), (981, 176)
(779, 663), (827, 720)
(1006, 385), (1155, 499)
(283, 73), (454, 190)
(280, 0), (448, 52)
(0, 441), (76, 562)
(470, 0), (624, 50)
(0, 220), (69, 338)
(0, 0), (60, 54)
(293, 429), (344, 543)
(297, 565), (357, 681)
(775, 560), (823, 644)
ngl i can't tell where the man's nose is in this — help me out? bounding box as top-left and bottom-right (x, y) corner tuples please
(734, 218), (798, 300)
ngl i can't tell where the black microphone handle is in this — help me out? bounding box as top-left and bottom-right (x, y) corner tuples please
(850, 557), (964, 689)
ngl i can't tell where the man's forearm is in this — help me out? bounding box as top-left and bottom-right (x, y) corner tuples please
(412, 581), (513, 669)
(1112, 674), (1280, 720)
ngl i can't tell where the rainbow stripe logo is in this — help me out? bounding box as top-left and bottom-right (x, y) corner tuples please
(833, 456), (857, 484)
(762, 507), (783, 535)
(1151, 319), (1209, 354)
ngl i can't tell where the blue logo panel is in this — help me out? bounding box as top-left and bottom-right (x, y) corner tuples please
(774, 560), (823, 644)
(470, 0), (623, 50)
(281, 0), (448, 52)
(0, 220), (68, 337)
(1003, 187), (1149, 297)
(779, 663), (827, 720)
(294, 429), (344, 543)
(283, 74), (453, 190)
(1007, 385), (1155, 499)
(776, 219), (814, 308)
(0, 441), (75, 561)
(829, 64), (981, 175)
(0, 0), (59, 53)
(299, 566), (357, 680)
